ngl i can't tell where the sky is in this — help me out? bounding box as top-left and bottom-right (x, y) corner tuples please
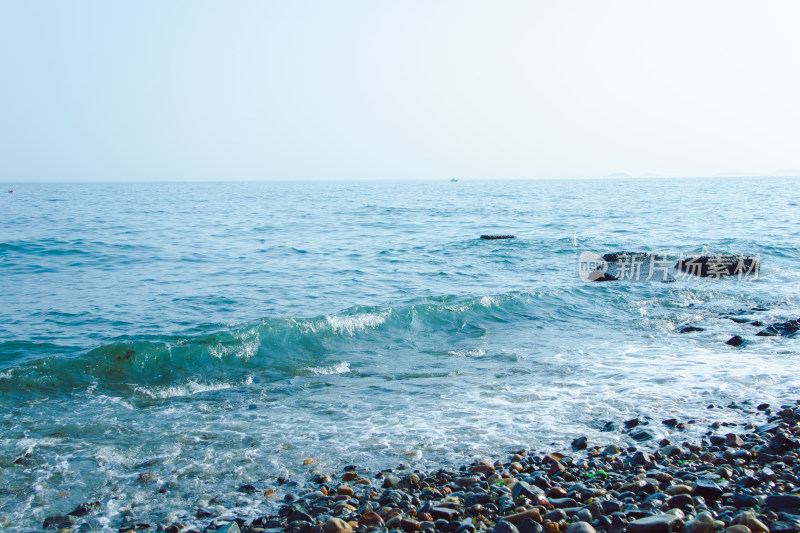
(1, 1), (799, 182)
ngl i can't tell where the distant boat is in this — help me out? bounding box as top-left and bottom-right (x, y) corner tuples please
(450, 178), (458, 182)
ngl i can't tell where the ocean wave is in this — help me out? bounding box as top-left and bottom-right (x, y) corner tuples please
(0, 291), (577, 396)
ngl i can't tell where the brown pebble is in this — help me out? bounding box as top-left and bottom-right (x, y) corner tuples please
(454, 476), (480, 487)
(324, 517), (353, 533)
(471, 458), (495, 474)
(548, 461), (565, 476)
(337, 485), (354, 497)
(359, 512), (384, 527)
(400, 518), (420, 532)
(335, 503), (356, 514)
(544, 522), (560, 533)
(342, 472), (358, 481)
(547, 487), (567, 498)
(503, 508), (542, 525)
(385, 515), (402, 529)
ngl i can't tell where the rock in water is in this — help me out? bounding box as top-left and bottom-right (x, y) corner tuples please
(726, 335), (745, 347)
(571, 436), (588, 450)
(675, 255), (759, 277)
(480, 235), (516, 240)
(42, 515), (73, 529)
(216, 523), (241, 533)
(586, 271), (617, 282)
(756, 318), (800, 337)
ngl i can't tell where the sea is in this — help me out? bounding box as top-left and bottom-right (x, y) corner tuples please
(1, 177), (799, 531)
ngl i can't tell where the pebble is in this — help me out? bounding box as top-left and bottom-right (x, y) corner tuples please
(564, 522), (595, 533)
(628, 513), (684, 533)
(494, 521), (521, 533)
(323, 517), (352, 533)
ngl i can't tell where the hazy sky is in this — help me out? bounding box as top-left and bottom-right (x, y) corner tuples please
(1, 1), (799, 181)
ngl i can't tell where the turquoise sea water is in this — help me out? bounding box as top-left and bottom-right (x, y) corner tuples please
(1, 178), (799, 530)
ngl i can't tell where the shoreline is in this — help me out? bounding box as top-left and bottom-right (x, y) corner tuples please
(38, 400), (800, 533)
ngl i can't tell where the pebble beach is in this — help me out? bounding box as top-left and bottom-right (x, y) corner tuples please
(37, 399), (800, 533)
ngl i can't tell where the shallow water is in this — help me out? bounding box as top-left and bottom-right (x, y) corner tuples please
(1, 178), (799, 530)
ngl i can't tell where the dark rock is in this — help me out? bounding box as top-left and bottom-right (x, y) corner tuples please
(692, 479), (723, 501)
(69, 501), (100, 517)
(632, 451), (654, 466)
(731, 493), (759, 508)
(678, 326), (704, 333)
(601, 501), (622, 514)
(770, 433), (798, 453)
(726, 336), (745, 347)
(288, 510), (314, 524)
(480, 235), (515, 240)
(549, 498), (579, 509)
(582, 501), (604, 519)
(625, 418), (640, 429)
(628, 513), (683, 533)
(237, 484), (257, 494)
(571, 437), (588, 450)
(662, 419), (678, 427)
(757, 319), (800, 337)
(431, 508), (460, 522)
(587, 271), (618, 282)
(43, 515), (73, 529)
(454, 521), (476, 533)
(675, 255), (759, 277)
(464, 493), (490, 507)
(511, 480), (544, 500)
(516, 518), (544, 533)
(631, 430), (654, 442)
(494, 521), (521, 533)
(710, 436), (726, 446)
(544, 509), (568, 522)
(666, 494), (694, 509)
(767, 495), (800, 513)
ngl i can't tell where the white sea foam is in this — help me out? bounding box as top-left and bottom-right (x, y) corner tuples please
(305, 361), (351, 375)
(447, 348), (486, 357)
(134, 376), (253, 399)
(325, 311), (389, 334)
